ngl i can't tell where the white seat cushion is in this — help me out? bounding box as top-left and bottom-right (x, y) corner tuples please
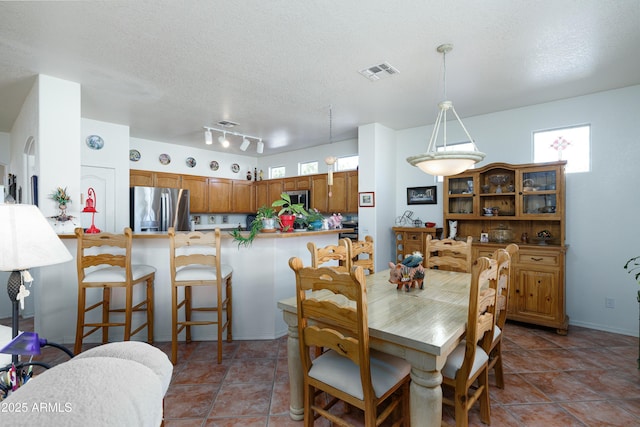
(308, 348), (410, 400)
(175, 264), (233, 282)
(83, 264), (156, 283)
(492, 325), (502, 346)
(442, 341), (488, 380)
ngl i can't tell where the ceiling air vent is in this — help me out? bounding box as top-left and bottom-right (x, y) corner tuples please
(358, 62), (400, 81)
(216, 120), (239, 128)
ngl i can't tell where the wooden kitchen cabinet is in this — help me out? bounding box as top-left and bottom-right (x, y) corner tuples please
(181, 175), (208, 213)
(232, 180), (255, 213)
(130, 170), (181, 188)
(327, 171), (348, 213)
(444, 161), (568, 334)
(255, 181), (270, 209)
(208, 178), (232, 213)
(392, 227), (438, 264)
(310, 175), (328, 212)
(283, 176), (311, 191)
(346, 170), (359, 213)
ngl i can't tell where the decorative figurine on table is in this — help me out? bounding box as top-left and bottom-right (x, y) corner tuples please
(388, 252), (425, 291)
(327, 213), (343, 229)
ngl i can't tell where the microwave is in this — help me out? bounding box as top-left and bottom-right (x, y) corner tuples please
(286, 190), (310, 211)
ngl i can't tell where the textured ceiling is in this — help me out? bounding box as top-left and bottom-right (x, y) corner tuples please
(1, 0), (639, 156)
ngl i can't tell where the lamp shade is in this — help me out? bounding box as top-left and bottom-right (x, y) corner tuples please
(0, 204), (72, 271)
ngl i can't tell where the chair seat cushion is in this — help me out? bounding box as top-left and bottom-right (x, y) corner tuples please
(74, 341), (173, 395)
(442, 341), (488, 380)
(175, 263), (233, 282)
(308, 348), (410, 400)
(492, 325), (502, 346)
(83, 264), (156, 283)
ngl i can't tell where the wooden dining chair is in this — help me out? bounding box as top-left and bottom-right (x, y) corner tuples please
(424, 235), (473, 273)
(485, 243), (518, 389)
(348, 235), (375, 274)
(289, 257), (410, 427)
(168, 227), (232, 364)
(307, 238), (352, 272)
(74, 227), (156, 355)
(442, 256), (497, 427)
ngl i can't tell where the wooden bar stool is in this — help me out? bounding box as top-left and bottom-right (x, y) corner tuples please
(74, 227), (156, 355)
(307, 238), (351, 272)
(168, 227), (232, 364)
(349, 235), (375, 274)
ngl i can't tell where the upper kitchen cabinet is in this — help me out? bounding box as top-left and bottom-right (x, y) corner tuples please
(182, 175), (208, 213)
(232, 180), (255, 213)
(283, 176), (311, 191)
(346, 170), (359, 213)
(130, 170), (181, 188)
(155, 172), (182, 188)
(310, 174), (328, 212)
(327, 171), (348, 213)
(208, 178), (232, 213)
(255, 179), (284, 210)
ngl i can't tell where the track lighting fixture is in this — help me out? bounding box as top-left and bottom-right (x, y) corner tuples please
(203, 126), (265, 154)
(240, 137), (251, 151)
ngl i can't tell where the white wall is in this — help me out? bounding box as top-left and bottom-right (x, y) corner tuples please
(256, 138), (358, 177)
(394, 85), (640, 336)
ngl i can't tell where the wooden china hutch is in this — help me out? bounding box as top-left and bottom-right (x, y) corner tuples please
(444, 161), (568, 334)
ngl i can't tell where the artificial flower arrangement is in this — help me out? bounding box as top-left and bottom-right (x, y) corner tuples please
(50, 187), (71, 206)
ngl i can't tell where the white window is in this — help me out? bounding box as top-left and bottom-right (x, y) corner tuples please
(270, 166), (285, 179)
(533, 125), (590, 173)
(299, 161), (318, 175)
(336, 155), (359, 171)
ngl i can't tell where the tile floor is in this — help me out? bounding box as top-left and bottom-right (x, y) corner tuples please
(2, 317), (639, 426)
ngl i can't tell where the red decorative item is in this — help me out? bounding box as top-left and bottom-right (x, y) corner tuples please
(82, 187), (101, 233)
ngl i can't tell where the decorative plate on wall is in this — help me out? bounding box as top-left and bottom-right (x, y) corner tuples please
(186, 157), (196, 168)
(86, 135), (104, 150)
(159, 153), (171, 165)
(210, 160), (219, 171)
(129, 149), (141, 162)
(231, 163), (240, 173)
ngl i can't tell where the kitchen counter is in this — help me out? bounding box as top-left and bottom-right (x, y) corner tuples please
(57, 228), (350, 239)
(42, 229), (347, 344)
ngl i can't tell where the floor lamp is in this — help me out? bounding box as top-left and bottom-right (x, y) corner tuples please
(0, 204), (72, 364)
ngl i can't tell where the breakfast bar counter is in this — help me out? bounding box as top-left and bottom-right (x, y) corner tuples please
(39, 229), (345, 344)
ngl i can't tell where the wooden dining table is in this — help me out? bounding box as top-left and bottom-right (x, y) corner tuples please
(277, 268), (472, 427)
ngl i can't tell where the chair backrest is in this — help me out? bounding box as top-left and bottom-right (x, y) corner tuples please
(460, 257), (497, 379)
(289, 257), (373, 401)
(307, 238), (352, 272)
(75, 227), (132, 283)
(496, 244), (518, 329)
(349, 235), (374, 274)
(168, 227), (223, 285)
(424, 235), (473, 273)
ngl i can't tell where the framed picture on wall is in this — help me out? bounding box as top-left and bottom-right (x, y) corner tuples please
(359, 192), (375, 207)
(407, 186), (437, 205)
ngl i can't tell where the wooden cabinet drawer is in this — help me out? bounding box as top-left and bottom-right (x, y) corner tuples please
(405, 233), (423, 242)
(517, 251), (560, 267)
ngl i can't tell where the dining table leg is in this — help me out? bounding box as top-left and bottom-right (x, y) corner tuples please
(409, 366), (443, 427)
(283, 311), (304, 420)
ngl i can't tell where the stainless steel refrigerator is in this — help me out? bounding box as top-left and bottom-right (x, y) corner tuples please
(130, 186), (190, 232)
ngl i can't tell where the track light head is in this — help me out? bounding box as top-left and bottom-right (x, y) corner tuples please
(205, 129), (213, 145)
(257, 139), (264, 154)
(219, 133), (230, 148)
(240, 137), (251, 151)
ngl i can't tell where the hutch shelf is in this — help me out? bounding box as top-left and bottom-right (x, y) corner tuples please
(444, 161), (569, 334)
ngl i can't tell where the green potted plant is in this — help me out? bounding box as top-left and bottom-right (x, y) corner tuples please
(229, 205), (278, 248)
(623, 255), (640, 369)
(272, 192), (308, 232)
(305, 208), (325, 230)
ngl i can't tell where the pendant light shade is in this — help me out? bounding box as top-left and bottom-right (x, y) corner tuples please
(407, 44), (485, 176)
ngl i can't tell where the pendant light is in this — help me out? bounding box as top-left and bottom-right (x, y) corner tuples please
(324, 106), (337, 197)
(407, 44), (485, 176)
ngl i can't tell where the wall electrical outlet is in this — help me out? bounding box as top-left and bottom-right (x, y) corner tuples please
(222, 215), (228, 224)
(209, 215), (216, 223)
(605, 298), (615, 309)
